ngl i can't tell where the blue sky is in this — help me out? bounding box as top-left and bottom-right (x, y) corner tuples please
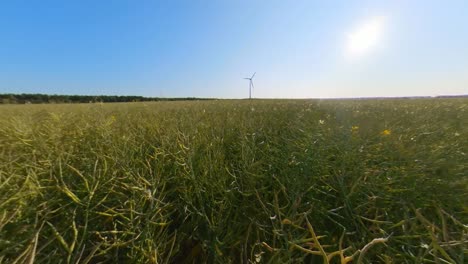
(1, 0), (467, 98)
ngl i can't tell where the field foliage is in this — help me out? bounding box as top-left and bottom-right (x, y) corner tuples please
(0, 99), (466, 263)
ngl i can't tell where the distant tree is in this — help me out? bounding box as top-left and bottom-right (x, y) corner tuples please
(0, 93), (215, 104)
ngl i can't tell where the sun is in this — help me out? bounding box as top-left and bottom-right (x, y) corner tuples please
(347, 16), (386, 57)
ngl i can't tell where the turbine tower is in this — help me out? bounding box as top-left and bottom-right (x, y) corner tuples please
(244, 72), (256, 99)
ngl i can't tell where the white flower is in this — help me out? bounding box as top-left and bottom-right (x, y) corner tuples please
(319, 119), (325, 125)
(145, 189), (153, 200)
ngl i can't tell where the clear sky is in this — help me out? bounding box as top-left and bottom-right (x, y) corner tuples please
(1, 0), (467, 98)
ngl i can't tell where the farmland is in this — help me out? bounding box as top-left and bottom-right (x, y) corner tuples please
(0, 98), (466, 263)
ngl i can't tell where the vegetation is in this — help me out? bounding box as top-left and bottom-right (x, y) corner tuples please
(0, 93), (212, 104)
(0, 99), (466, 263)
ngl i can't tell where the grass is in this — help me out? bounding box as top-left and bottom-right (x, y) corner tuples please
(0, 98), (466, 263)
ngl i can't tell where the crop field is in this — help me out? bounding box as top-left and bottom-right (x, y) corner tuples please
(0, 99), (466, 263)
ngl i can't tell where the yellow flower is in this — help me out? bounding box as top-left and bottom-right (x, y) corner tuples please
(106, 115), (116, 125)
(382, 129), (391, 135)
(351, 126), (359, 132)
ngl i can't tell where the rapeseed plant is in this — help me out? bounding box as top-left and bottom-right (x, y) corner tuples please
(0, 98), (465, 263)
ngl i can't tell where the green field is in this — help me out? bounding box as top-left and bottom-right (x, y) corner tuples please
(0, 99), (466, 263)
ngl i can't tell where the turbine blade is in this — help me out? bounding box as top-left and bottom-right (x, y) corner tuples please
(251, 72), (256, 79)
(251, 81), (254, 90)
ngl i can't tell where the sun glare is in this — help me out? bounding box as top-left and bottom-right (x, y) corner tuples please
(347, 16), (385, 57)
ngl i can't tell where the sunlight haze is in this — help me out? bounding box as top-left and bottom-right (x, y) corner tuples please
(346, 16), (386, 58)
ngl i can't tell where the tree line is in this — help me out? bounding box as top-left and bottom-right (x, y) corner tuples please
(0, 94), (213, 104)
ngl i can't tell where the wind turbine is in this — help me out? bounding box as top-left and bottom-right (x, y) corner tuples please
(244, 72), (256, 99)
